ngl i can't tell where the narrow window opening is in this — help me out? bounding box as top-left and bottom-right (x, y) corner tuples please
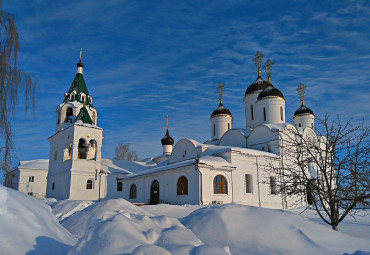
(65, 107), (73, 123)
(245, 174), (252, 193)
(29, 176), (34, 182)
(213, 124), (216, 137)
(52, 182), (55, 190)
(227, 123), (230, 130)
(299, 123), (302, 127)
(251, 105), (254, 120)
(263, 108), (266, 122)
(78, 139), (88, 159)
(280, 106), (283, 121)
(117, 182), (123, 192)
(270, 176), (278, 195)
(54, 150), (58, 161)
(130, 184), (137, 199)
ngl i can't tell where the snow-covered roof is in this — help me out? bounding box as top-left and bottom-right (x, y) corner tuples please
(102, 159), (155, 174)
(199, 155), (233, 168)
(15, 159), (49, 171)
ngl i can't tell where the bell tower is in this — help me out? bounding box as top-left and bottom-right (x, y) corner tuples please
(46, 49), (105, 200)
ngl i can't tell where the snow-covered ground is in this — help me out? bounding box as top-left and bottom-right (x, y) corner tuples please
(0, 184), (369, 255)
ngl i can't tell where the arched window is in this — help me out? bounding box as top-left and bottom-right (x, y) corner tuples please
(280, 106), (284, 121)
(263, 108), (266, 122)
(65, 107), (73, 123)
(88, 140), (97, 160)
(129, 184), (137, 199)
(52, 182), (55, 190)
(213, 175), (228, 194)
(86, 179), (93, 189)
(251, 105), (254, 120)
(117, 181), (123, 192)
(177, 176), (188, 195)
(78, 139), (88, 159)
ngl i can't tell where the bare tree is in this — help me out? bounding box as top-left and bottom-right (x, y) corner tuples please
(0, 3), (37, 187)
(268, 114), (369, 231)
(113, 142), (139, 161)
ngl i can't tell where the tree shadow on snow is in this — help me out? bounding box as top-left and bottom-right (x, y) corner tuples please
(25, 236), (72, 255)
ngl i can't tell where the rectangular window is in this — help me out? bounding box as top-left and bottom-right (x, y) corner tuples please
(213, 124), (216, 137)
(270, 176), (278, 195)
(29, 176), (34, 182)
(263, 108), (266, 122)
(245, 174), (252, 193)
(27, 192), (33, 196)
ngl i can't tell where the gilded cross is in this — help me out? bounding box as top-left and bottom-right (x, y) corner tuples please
(252, 51), (264, 75)
(217, 82), (225, 104)
(263, 59), (274, 83)
(297, 83), (307, 105)
(79, 48), (83, 61)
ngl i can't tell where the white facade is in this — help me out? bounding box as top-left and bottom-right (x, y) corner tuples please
(9, 52), (320, 209)
(9, 160), (49, 198)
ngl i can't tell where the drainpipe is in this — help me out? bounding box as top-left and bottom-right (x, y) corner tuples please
(256, 156), (261, 207)
(98, 170), (103, 202)
(195, 157), (203, 205)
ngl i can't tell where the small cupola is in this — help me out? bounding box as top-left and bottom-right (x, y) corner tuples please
(210, 82), (233, 141)
(294, 83), (315, 130)
(161, 115), (174, 155)
(77, 48), (84, 74)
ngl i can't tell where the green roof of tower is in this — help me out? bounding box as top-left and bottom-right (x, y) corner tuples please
(75, 106), (94, 125)
(64, 72), (94, 107)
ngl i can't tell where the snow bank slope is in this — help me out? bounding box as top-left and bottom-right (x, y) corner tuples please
(181, 203), (370, 255)
(0, 185), (76, 255)
(66, 199), (229, 255)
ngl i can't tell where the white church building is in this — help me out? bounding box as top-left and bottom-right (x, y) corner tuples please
(9, 51), (320, 209)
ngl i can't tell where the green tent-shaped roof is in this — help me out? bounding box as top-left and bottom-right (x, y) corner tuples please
(75, 106), (94, 125)
(64, 73), (94, 107)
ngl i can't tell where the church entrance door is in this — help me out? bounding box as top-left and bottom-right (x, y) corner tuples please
(150, 180), (160, 205)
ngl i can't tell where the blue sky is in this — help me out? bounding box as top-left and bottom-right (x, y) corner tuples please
(3, 0), (370, 165)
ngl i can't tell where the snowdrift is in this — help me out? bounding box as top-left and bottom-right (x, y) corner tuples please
(181, 203), (370, 255)
(58, 199), (369, 255)
(0, 185), (76, 255)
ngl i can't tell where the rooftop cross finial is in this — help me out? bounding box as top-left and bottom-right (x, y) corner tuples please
(217, 82), (225, 104)
(252, 51), (264, 76)
(263, 59), (274, 83)
(79, 48), (83, 62)
(297, 83), (307, 105)
(166, 114), (170, 130)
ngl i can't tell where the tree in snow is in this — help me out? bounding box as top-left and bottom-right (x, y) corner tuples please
(113, 142), (139, 161)
(269, 114), (369, 231)
(0, 3), (37, 187)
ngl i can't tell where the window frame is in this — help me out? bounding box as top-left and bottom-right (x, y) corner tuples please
(213, 175), (228, 195)
(177, 176), (188, 195)
(86, 179), (93, 190)
(245, 174), (252, 193)
(129, 184), (137, 199)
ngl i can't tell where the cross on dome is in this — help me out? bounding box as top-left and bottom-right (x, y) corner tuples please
(263, 59), (274, 83)
(217, 82), (225, 104)
(297, 83), (307, 105)
(253, 51), (264, 76)
(166, 114), (170, 130)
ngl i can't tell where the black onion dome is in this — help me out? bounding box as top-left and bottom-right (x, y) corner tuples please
(77, 60), (84, 68)
(245, 76), (269, 96)
(211, 103), (232, 117)
(257, 84), (285, 101)
(161, 129), (174, 145)
(294, 105), (314, 117)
